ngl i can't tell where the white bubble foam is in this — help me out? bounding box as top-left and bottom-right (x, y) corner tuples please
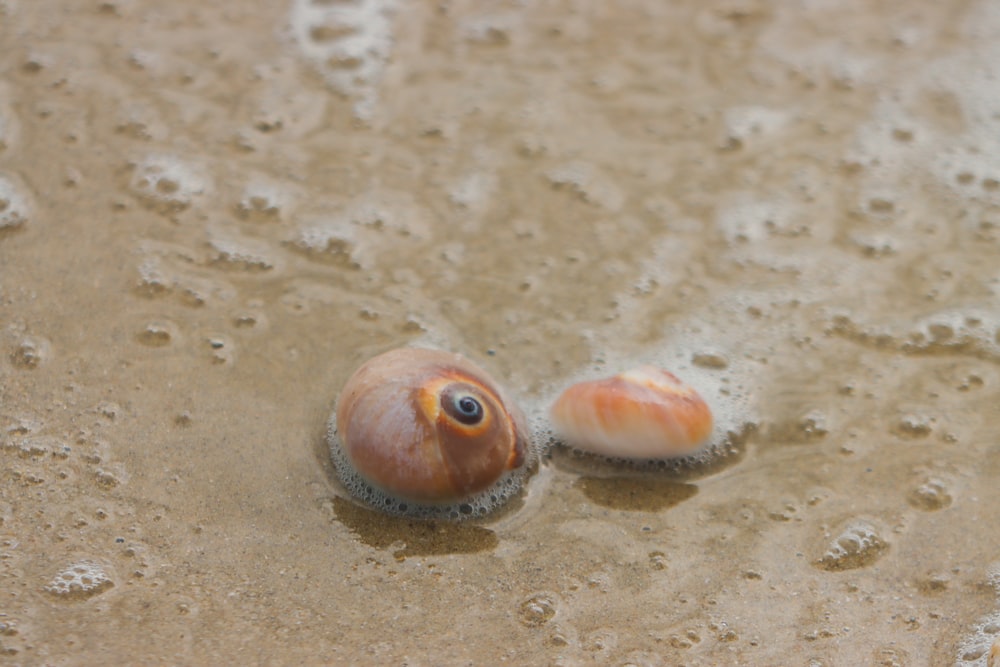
(129, 155), (210, 212)
(207, 225), (282, 272)
(545, 161), (625, 211)
(327, 411), (539, 521)
(292, 216), (374, 270)
(237, 177), (301, 222)
(954, 564), (1000, 665)
(957, 612), (1000, 666)
(10, 335), (51, 369)
(715, 194), (806, 244)
(721, 106), (792, 148)
(830, 307), (1000, 361)
(449, 171), (496, 212)
(0, 173), (30, 229)
(817, 519), (888, 570)
(45, 560), (114, 599)
(288, 0), (398, 120)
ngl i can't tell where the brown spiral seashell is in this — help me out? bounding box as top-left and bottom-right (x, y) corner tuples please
(330, 348), (530, 513)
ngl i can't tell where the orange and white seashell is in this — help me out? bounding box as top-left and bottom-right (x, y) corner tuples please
(550, 366), (714, 459)
(331, 347), (529, 508)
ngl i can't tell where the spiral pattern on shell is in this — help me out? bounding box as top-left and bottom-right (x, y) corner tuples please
(329, 348), (531, 516)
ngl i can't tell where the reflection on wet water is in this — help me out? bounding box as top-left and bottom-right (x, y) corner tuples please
(574, 477), (699, 513)
(2, 0), (1000, 664)
(329, 496), (498, 561)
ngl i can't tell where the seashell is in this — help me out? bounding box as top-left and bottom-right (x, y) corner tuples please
(549, 366), (713, 459)
(331, 347), (529, 508)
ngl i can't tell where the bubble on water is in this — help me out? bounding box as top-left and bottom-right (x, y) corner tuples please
(438, 242), (464, 265)
(908, 477), (952, 511)
(905, 311), (999, 356)
(816, 519), (888, 571)
(129, 155), (210, 214)
(1, 435), (60, 460)
(665, 628), (703, 650)
(844, 99), (928, 177)
(692, 350), (729, 369)
(716, 195), (805, 243)
(114, 101), (168, 142)
(351, 193), (431, 239)
(290, 217), (373, 270)
(9, 335), (51, 369)
(545, 162), (625, 212)
(135, 256), (172, 296)
(936, 149), (1000, 207)
(827, 309), (1000, 362)
(135, 242), (238, 305)
(94, 465), (126, 488)
(136, 321), (177, 347)
(583, 628), (618, 660)
(449, 171), (496, 213)
(863, 192), (898, 217)
(869, 646), (908, 666)
(4, 416), (41, 438)
(519, 593), (558, 628)
(236, 67), (330, 147)
(892, 412), (934, 439)
(45, 560), (114, 599)
(957, 611), (1000, 666)
(761, 12), (881, 90)
(720, 106), (791, 150)
(232, 310), (266, 331)
(916, 571), (951, 594)
(0, 173), (30, 231)
(207, 226), (281, 272)
(879, 35), (1000, 210)
(849, 231), (898, 258)
(236, 178), (298, 222)
(183, 277), (235, 308)
(288, 0), (398, 120)
(619, 232), (691, 299)
(461, 14), (516, 45)
(957, 371), (986, 391)
(777, 409), (830, 442)
(96, 401), (121, 421)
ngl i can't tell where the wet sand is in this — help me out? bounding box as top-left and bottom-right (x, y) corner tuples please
(2, 1), (1000, 664)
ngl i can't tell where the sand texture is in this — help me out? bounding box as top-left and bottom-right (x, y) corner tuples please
(2, 1), (1000, 664)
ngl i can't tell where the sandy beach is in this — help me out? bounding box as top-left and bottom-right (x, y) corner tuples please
(2, 1), (1000, 664)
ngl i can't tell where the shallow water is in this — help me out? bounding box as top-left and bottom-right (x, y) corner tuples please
(2, 0), (1000, 664)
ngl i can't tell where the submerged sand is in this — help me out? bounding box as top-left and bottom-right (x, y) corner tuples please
(2, 1), (1000, 664)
